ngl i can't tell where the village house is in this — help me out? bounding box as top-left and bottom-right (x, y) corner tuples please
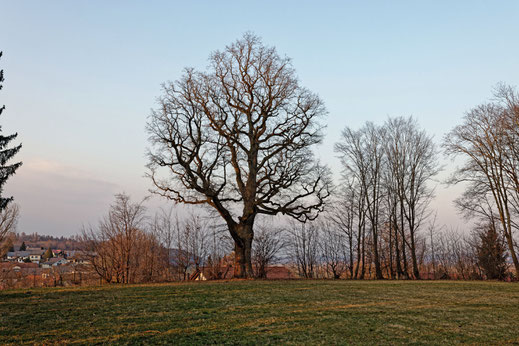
(6, 251), (31, 262)
(5, 250), (45, 263)
(29, 252), (42, 263)
(41, 257), (68, 269)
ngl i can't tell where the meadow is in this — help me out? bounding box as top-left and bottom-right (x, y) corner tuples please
(1, 280), (519, 345)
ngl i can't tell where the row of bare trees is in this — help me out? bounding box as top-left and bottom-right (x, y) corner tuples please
(285, 218), (510, 280)
(75, 186), (513, 283)
(81, 194), (288, 283)
(142, 33), (519, 280)
(333, 116), (439, 279)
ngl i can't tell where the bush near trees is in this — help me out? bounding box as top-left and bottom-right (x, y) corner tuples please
(476, 222), (508, 280)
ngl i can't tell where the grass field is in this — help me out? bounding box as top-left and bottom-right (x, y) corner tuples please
(1, 280), (519, 345)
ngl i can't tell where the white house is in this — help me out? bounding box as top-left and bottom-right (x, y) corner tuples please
(29, 252), (42, 263)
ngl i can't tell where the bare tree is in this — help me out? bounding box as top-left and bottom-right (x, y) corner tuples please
(335, 117), (438, 280)
(287, 222), (320, 278)
(330, 182), (357, 279)
(431, 228), (478, 280)
(384, 116), (439, 279)
(205, 213), (233, 280)
(335, 123), (385, 279)
(147, 33), (331, 278)
(81, 194), (166, 284)
(184, 212), (209, 271)
(151, 206), (176, 280)
(444, 85), (519, 275)
(0, 203), (19, 255)
(252, 223), (285, 278)
(171, 214), (191, 280)
(426, 213), (441, 279)
(320, 223), (348, 279)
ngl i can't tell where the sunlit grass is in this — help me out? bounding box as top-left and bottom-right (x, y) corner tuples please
(1, 280), (518, 344)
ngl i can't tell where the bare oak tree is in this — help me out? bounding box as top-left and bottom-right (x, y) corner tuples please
(147, 33), (331, 278)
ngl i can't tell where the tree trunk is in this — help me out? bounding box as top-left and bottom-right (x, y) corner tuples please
(501, 205), (519, 276)
(232, 224), (254, 278)
(401, 231), (409, 279)
(360, 226), (366, 279)
(349, 234), (354, 279)
(372, 230), (384, 279)
(388, 222), (395, 279)
(503, 227), (519, 276)
(410, 232), (421, 279)
(393, 220), (403, 279)
(400, 204), (410, 279)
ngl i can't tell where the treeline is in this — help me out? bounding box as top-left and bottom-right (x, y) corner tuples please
(78, 193), (512, 284)
(80, 83), (519, 283)
(11, 233), (82, 251)
(81, 194), (234, 284)
(284, 220), (510, 281)
(6, 85), (519, 284)
(333, 116), (439, 280)
(80, 194), (294, 283)
(311, 85), (519, 281)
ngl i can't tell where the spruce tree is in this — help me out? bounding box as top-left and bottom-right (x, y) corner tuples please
(19, 241), (26, 251)
(476, 222), (508, 280)
(0, 52), (22, 211)
(43, 248), (53, 261)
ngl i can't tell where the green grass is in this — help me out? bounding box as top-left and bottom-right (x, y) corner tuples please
(1, 280), (519, 345)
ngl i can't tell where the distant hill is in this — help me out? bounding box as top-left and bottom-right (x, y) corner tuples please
(13, 233), (83, 251)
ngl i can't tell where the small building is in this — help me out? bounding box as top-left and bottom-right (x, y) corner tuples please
(41, 257), (69, 268)
(29, 252), (42, 263)
(6, 251), (31, 262)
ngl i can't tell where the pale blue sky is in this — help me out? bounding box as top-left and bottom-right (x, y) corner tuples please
(1, 1), (518, 236)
